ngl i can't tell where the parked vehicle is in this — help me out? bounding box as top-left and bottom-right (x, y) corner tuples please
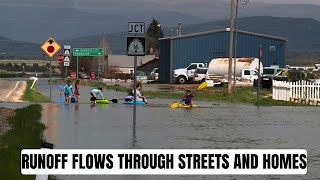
(206, 57), (263, 83)
(263, 66), (283, 76)
(173, 63), (207, 84)
(78, 72), (90, 79)
(241, 69), (260, 81)
(136, 71), (148, 81)
(194, 67), (208, 83)
(149, 68), (158, 80)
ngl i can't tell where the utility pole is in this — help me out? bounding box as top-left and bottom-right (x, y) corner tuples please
(102, 33), (105, 75)
(257, 45), (262, 107)
(233, 0), (239, 93)
(228, 0), (236, 94)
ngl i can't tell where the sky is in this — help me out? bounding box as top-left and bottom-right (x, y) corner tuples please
(255, 0), (320, 4)
(1, 0), (320, 7)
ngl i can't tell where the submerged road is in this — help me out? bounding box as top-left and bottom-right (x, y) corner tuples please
(0, 79), (319, 180)
(33, 80), (320, 180)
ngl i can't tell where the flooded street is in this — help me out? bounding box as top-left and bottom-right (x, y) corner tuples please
(32, 80), (320, 180)
(0, 80), (318, 179)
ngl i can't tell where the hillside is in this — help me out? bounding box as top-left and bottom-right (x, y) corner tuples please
(1, 2), (320, 42)
(1, 16), (320, 59)
(0, 36), (43, 60)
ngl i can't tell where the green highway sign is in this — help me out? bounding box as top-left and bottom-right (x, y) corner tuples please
(73, 48), (103, 56)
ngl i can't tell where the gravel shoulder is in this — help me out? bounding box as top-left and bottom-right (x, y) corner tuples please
(0, 107), (15, 136)
(0, 79), (27, 102)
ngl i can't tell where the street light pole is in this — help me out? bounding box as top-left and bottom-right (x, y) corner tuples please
(233, 0), (249, 93)
(228, 0), (236, 94)
(233, 0), (239, 93)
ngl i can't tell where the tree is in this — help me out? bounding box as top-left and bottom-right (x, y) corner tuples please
(146, 19), (164, 55)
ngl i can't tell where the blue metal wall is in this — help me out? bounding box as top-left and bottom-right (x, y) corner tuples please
(235, 32), (286, 68)
(159, 30), (287, 83)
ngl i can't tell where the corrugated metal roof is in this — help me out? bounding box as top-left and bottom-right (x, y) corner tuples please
(159, 28), (288, 42)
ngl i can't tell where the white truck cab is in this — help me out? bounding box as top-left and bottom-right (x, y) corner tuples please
(173, 63), (207, 84)
(241, 69), (260, 81)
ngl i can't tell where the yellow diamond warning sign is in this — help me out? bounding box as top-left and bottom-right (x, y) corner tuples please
(41, 37), (61, 58)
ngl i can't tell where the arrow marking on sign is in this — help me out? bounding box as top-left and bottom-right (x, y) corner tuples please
(48, 39), (54, 44)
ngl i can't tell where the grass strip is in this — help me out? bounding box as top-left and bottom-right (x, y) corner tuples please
(0, 104), (57, 180)
(52, 79), (307, 106)
(22, 80), (50, 103)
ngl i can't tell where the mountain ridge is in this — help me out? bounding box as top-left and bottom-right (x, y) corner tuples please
(1, 16), (320, 59)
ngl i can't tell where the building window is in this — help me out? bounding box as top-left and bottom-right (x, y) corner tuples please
(269, 46), (276, 52)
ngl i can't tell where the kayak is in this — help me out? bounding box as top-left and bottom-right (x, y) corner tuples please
(95, 99), (110, 104)
(179, 104), (197, 108)
(123, 100), (146, 105)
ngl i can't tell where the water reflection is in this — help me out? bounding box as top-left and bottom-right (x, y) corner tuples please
(132, 123), (137, 148)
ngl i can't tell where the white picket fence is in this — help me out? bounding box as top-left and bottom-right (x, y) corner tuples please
(272, 80), (320, 103)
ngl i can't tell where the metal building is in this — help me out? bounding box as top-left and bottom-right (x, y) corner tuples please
(159, 28), (288, 83)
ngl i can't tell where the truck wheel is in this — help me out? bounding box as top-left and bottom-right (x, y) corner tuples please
(177, 76), (187, 84)
(201, 78), (206, 83)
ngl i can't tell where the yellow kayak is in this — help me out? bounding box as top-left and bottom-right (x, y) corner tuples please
(179, 104), (197, 108)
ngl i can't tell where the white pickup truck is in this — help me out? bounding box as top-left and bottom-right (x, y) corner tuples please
(206, 68), (259, 83)
(173, 63), (207, 84)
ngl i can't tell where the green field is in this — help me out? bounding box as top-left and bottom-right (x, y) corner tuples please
(0, 60), (60, 66)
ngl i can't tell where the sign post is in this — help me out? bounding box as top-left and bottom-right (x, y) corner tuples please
(64, 45), (71, 78)
(127, 22), (145, 128)
(41, 37), (61, 101)
(57, 53), (64, 85)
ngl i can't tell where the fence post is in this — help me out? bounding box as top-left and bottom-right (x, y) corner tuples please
(272, 80), (275, 100)
(316, 84), (320, 100)
(280, 81), (283, 100)
(275, 81), (278, 100)
(289, 81), (292, 101)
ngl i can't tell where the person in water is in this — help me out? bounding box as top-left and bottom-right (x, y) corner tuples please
(125, 89), (134, 102)
(74, 80), (80, 103)
(90, 87), (104, 104)
(181, 90), (194, 106)
(132, 83), (147, 103)
(60, 80), (74, 103)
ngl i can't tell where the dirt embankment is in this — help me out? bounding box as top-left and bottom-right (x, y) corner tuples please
(0, 80), (27, 102)
(0, 108), (15, 136)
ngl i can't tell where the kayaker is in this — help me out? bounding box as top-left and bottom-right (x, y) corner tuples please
(74, 80), (80, 103)
(125, 89), (134, 102)
(60, 80), (73, 103)
(132, 83), (147, 103)
(180, 90), (194, 106)
(90, 88), (105, 103)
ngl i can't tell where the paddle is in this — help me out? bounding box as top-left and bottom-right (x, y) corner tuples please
(170, 81), (208, 108)
(58, 85), (63, 103)
(90, 97), (118, 103)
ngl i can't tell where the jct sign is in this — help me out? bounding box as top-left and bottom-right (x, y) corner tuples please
(128, 22), (145, 34)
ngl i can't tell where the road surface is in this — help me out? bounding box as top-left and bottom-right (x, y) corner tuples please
(0, 79), (26, 102)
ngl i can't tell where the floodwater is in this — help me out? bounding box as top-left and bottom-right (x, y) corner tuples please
(1, 79), (320, 180)
(36, 80), (320, 180)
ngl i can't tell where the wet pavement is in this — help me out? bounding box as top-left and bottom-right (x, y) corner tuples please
(1, 79), (320, 180)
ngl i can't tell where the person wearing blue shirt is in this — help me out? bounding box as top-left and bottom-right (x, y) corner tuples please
(90, 87), (104, 104)
(60, 80), (73, 103)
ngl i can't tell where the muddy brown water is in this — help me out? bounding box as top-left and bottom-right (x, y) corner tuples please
(0, 79), (319, 179)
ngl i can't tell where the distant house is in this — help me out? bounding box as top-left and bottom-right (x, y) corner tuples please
(137, 58), (158, 74)
(106, 55), (155, 73)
